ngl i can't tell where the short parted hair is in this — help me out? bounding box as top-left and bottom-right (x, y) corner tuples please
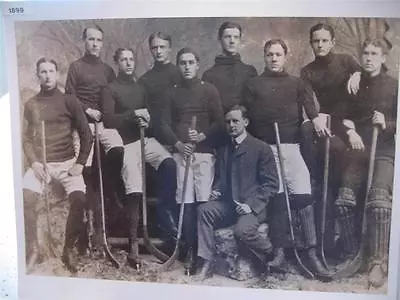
(226, 104), (249, 120)
(82, 25), (104, 40)
(36, 57), (58, 73)
(148, 32), (172, 48)
(113, 48), (135, 63)
(309, 23), (335, 41)
(218, 21), (242, 40)
(362, 37), (391, 55)
(264, 39), (288, 55)
(176, 47), (200, 65)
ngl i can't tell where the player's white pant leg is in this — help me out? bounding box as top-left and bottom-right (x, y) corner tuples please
(22, 168), (44, 194)
(72, 124), (95, 167)
(192, 153), (215, 202)
(98, 122), (123, 154)
(173, 153), (195, 204)
(270, 145), (284, 194)
(144, 137), (172, 170)
(284, 144), (312, 194)
(270, 144), (311, 195)
(121, 140), (142, 194)
(49, 158), (86, 195)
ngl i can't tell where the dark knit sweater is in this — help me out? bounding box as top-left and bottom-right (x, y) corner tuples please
(202, 54), (257, 112)
(138, 62), (181, 117)
(101, 73), (147, 145)
(244, 69), (319, 144)
(160, 78), (224, 153)
(345, 70), (397, 156)
(24, 87), (93, 166)
(138, 62), (181, 142)
(65, 53), (116, 119)
(300, 52), (360, 131)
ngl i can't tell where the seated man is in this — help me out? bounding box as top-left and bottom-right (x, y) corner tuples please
(195, 105), (279, 281)
(101, 48), (178, 269)
(335, 38), (397, 288)
(22, 57), (93, 273)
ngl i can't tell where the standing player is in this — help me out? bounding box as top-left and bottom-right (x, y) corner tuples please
(138, 32), (181, 242)
(243, 39), (330, 277)
(300, 23), (362, 255)
(23, 58), (93, 273)
(161, 47), (224, 274)
(202, 21), (257, 113)
(101, 48), (177, 269)
(65, 25), (123, 251)
(335, 38), (397, 288)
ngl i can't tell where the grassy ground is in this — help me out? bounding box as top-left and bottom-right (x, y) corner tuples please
(27, 190), (387, 295)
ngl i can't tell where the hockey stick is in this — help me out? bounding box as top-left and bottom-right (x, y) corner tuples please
(161, 116), (197, 271)
(40, 121), (58, 258)
(140, 125), (170, 262)
(320, 115), (331, 269)
(332, 125), (379, 279)
(94, 122), (120, 268)
(274, 122), (314, 279)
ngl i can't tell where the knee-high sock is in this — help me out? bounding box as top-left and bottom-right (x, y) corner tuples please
(156, 158), (178, 238)
(64, 191), (86, 251)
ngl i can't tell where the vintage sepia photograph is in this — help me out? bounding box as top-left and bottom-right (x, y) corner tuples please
(6, 7), (400, 298)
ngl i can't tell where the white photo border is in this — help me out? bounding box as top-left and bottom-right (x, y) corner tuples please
(2, 1), (400, 300)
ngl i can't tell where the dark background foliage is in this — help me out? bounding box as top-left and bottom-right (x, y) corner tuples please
(15, 17), (400, 103)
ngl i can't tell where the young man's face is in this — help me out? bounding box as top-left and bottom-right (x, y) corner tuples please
(37, 62), (58, 90)
(264, 44), (286, 73)
(117, 50), (135, 76)
(225, 109), (248, 138)
(220, 28), (241, 55)
(178, 53), (199, 80)
(311, 29), (335, 57)
(84, 28), (103, 57)
(362, 44), (386, 76)
(150, 37), (171, 64)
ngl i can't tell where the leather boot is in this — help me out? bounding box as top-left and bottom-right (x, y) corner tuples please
(193, 258), (213, 281)
(298, 204), (331, 277)
(62, 191), (86, 273)
(268, 247), (286, 272)
(126, 193), (142, 270)
(156, 158), (178, 244)
(367, 190), (391, 288)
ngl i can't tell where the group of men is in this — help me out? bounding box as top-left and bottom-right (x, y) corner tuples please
(21, 20), (397, 289)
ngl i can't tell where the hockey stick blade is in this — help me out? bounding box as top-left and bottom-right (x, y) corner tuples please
(41, 121), (59, 258)
(161, 116), (197, 271)
(274, 122), (314, 279)
(320, 115), (331, 270)
(95, 122), (121, 269)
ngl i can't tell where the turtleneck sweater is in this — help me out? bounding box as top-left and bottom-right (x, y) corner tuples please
(202, 54), (257, 112)
(101, 72), (147, 144)
(160, 77), (224, 153)
(65, 52), (116, 118)
(244, 68), (318, 145)
(138, 61), (181, 115)
(23, 87), (93, 166)
(345, 70), (397, 156)
(300, 51), (360, 131)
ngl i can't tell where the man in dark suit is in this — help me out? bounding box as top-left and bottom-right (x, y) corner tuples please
(195, 105), (279, 281)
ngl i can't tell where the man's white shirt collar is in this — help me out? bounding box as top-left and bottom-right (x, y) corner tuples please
(233, 131), (247, 146)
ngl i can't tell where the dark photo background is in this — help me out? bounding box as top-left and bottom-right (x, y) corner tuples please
(15, 17), (400, 104)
